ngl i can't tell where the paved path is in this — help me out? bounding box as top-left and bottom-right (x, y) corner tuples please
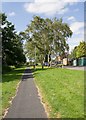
(4, 68), (47, 118)
(63, 66), (86, 71)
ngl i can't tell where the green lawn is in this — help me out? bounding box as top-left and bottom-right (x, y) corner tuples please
(0, 82), (2, 119)
(33, 67), (84, 118)
(2, 66), (26, 115)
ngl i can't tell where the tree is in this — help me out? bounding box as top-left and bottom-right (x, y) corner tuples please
(76, 41), (86, 58)
(70, 46), (78, 59)
(69, 41), (86, 59)
(1, 13), (26, 67)
(23, 16), (72, 68)
(51, 18), (71, 55)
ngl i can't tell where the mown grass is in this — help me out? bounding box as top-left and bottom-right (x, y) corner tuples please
(2, 66), (26, 115)
(33, 67), (84, 118)
(0, 82), (2, 119)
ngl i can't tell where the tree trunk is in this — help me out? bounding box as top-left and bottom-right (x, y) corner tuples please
(50, 60), (52, 67)
(47, 54), (49, 67)
(50, 54), (52, 67)
(41, 60), (44, 69)
(33, 64), (36, 69)
(42, 64), (44, 69)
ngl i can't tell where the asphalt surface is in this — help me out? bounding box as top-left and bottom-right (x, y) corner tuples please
(4, 68), (47, 118)
(63, 66), (86, 71)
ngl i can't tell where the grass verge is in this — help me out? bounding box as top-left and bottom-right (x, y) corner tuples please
(33, 67), (84, 118)
(2, 66), (26, 115)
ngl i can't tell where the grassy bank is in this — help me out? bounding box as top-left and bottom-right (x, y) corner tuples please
(2, 66), (26, 114)
(33, 67), (84, 118)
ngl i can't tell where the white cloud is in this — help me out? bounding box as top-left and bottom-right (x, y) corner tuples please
(64, 0), (85, 2)
(8, 12), (16, 17)
(34, 0), (82, 2)
(34, 0), (58, 2)
(64, 0), (79, 2)
(68, 37), (84, 45)
(70, 22), (84, 34)
(67, 16), (76, 21)
(76, 30), (84, 35)
(68, 37), (84, 52)
(24, 2), (69, 16)
(58, 8), (69, 15)
(68, 21), (84, 52)
(24, 2), (66, 15)
(24, 0), (85, 16)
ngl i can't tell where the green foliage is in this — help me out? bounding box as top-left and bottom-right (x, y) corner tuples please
(69, 46), (78, 59)
(70, 41), (86, 59)
(76, 41), (86, 58)
(23, 16), (72, 65)
(1, 13), (26, 67)
(2, 66), (12, 74)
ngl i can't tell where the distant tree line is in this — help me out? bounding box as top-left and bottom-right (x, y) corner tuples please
(1, 13), (26, 68)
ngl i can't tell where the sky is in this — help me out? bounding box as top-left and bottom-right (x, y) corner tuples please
(2, 0), (85, 53)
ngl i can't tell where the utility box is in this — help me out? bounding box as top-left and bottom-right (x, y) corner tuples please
(63, 58), (68, 66)
(73, 59), (78, 66)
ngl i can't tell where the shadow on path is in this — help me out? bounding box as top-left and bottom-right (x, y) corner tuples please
(4, 67), (47, 118)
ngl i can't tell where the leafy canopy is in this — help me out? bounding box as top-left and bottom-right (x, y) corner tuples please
(1, 13), (26, 67)
(23, 16), (72, 64)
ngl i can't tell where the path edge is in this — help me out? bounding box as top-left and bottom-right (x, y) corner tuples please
(2, 68), (26, 119)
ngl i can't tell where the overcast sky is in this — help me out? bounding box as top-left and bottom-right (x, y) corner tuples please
(2, 0), (85, 52)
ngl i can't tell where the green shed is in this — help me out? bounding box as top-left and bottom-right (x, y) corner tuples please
(78, 57), (86, 66)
